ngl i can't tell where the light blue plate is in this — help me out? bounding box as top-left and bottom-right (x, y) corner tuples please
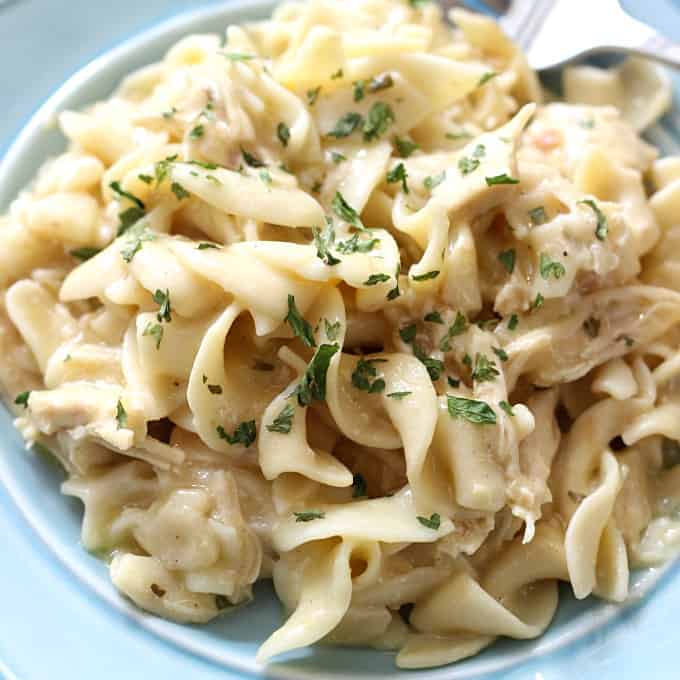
(1, 1), (680, 678)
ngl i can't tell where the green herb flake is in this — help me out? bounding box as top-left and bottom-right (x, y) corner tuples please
(327, 112), (363, 139)
(266, 403), (295, 434)
(492, 346), (508, 362)
(352, 473), (367, 498)
(330, 68), (343, 80)
(306, 86), (321, 106)
(445, 130), (472, 141)
(189, 124), (205, 140)
(485, 174), (520, 186)
(387, 162), (409, 193)
(447, 376), (460, 388)
(259, 169), (273, 189)
(222, 52), (256, 61)
(471, 353), (499, 383)
(539, 253), (566, 280)
(439, 312), (468, 352)
(70, 247), (101, 262)
(153, 288), (172, 323)
(312, 222), (341, 266)
(217, 420), (257, 447)
(294, 510), (325, 522)
(387, 391), (411, 400)
(579, 118), (595, 130)
(323, 319), (342, 341)
(363, 102), (395, 142)
(369, 73), (394, 93)
(277, 122), (291, 147)
(447, 395), (497, 425)
(331, 151), (347, 164)
(197, 242), (219, 250)
(120, 223), (155, 263)
(424, 311), (444, 324)
(478, 71), (498, 87)
(332, 191), (365, 229)
(529, 206), (547, 225)
(579, 199), (608, 240)
(241, 147), (265, 168)
(394, 136), (419, 158)
(399, 324), (417, 344)
(295, 344), (340, 407)
(14, 391), (30, 408)
(336, 232), (379, 254)
(285, 294), (316, 348)
(424, 171), (446, 191)
(530, 292), (544, 311)
(162, 107), (178, 119)
(499, 400), (514, 416)
(412, 270), (439, 282)
(353, 80), (366, 102)
(498, 249), (516, 274)
(386, 262), (401, 301)
(138, 174), (153, 185)
(153, 155), (178, 187)
(109, 181), (145, 210)
(352, 357), (388, 393)
(143, 322), (164, 349)
(171, 182), (190, 200)
(618, 334), (634, 347)
(507, 313), (519, 330)
(458, 156), (480, 176)
(417, 513), (441, 529)
(364, 273), (390, 286)
(115, 399), (128, 429)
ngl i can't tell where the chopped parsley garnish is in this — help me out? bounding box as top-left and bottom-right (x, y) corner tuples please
(417, 513), (441, 529)
(14, 391), (30, 408)
(529, 206), (547, 225)
(294, 510), (325, 522)
(499, 400), (514, 416)
(241, 147), (265, 168)
(330, 68), (343, 80)
(399, 324), (417, 344)
(387, 162), (409, 193)
(386, 262), (401, 301)
(579, 199), (608, 240)
(351, 358), (388, 393)
(471, 353), (499, 383)
(222, 52), (256, 61)
(472, 144), (486, 159)
(447, 395), (496, 425)
(363, 102), (395, 141)
(618, 334), (634, 347)
(485, 174), (520, 186)
(115, 399), (128, 429)
(189, 124), (204, 140)
(331, 152), (347, 164)
(539, 253), (566, 280)
(463, 354), (472, 367)
(153, 289), (172, 323)
(259, 169), (273, 189)
(583, 317), (600, 338)
(492, 346), (508, 362)
(207, 384), (223, 395)
(120, 223), (155, 263)
(412, 270), (439, 282)
(579, 118), (595, 129)
(508, 314), (519, 330)
(478, 71), (498, 87)
(138, 174), (153, 184)
(323, 319), (341, 341)
(400, 324), (444, 381)
(446, 130), (472, 141)
(327, 112), (363, 139)
(295, 343), (339, 407)
(217, 420), (257, 447)
(70, 247), (101, 261)
(447, 376), (460, 388)
(197, 242), (219, 250)
(332, 191), (365, 229)
(277, 122), (290, 147)
(424, 311), (444, 324)
(117, 207), (146, 236)
(439, 312), (468, 352)
(336, 232), (379, 254)
(498, 249), (516, 274)
(353, 80), (366, 102)
(530, 292), (544, 311)
(364, 273), (391, 285)
(266, 403), (295, 434)
(143, 322), (164, 349)
(423, 171), (446, 190)
(162, 107), (178, 119)
(306, 86), (321, 106)
(394, 136), (419, 158)
(458, 156), (480, 176)
(110, 181), (145, 210)
(285, 294), (316, 347)
(369, 73), (394, 93)
(312, 222), (341, 266)
(352, 473), (367, 498)
(189, 160), (219, 171)
(171, 182), (190, 200)
(387, 391), (411, 400)
(154, 155), (178, 187)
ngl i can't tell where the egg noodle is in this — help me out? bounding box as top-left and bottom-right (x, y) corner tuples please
(1, 0), (680, 668)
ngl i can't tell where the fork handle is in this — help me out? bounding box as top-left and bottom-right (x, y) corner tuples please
(635, 32), (680, 70)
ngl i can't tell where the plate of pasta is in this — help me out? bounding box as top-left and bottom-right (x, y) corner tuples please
(1, 0), (680, 678)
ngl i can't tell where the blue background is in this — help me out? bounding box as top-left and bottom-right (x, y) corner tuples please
(1, 2), (680, 679)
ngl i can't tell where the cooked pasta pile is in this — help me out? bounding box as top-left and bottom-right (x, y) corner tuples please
(2, 0), (680, 668)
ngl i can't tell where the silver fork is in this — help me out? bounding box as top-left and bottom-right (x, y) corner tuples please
(448, 0), (680, 71)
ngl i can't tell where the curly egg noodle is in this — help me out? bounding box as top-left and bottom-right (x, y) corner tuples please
(2, 0), (680, 668)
